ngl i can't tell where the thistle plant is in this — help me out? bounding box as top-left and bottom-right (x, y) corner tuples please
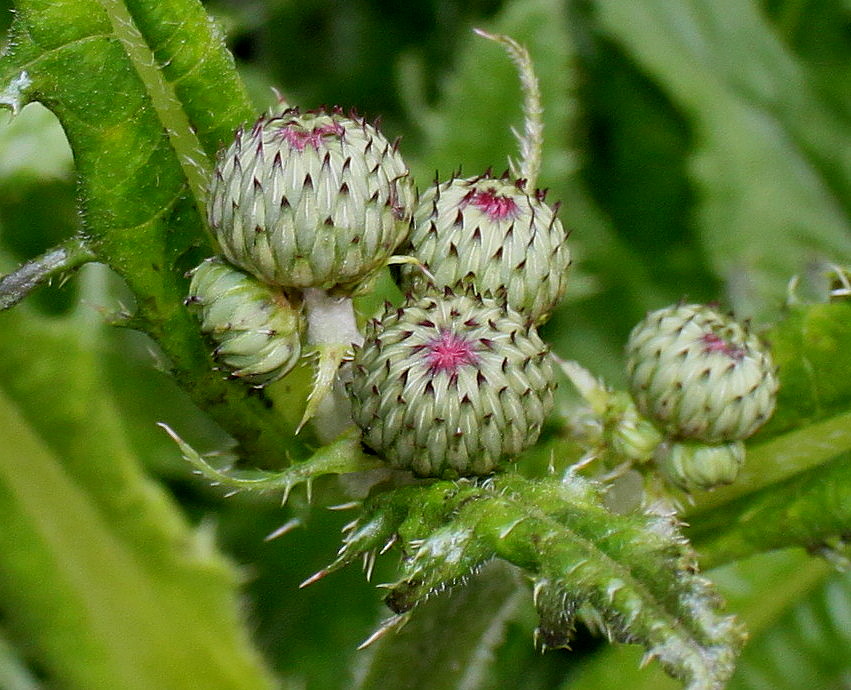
(2, 3), (851, 690)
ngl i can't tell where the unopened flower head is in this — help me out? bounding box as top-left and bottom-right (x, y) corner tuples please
(399, 172), (570, 323)
(655, 439), (746, 492)
(348, 288), (555, 477)
(208, 107), (415, 292)
(626, 303), (778, 443)
(187, 257), (303, 386)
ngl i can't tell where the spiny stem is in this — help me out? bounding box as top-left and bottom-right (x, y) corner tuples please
(0, 236), (96, 311)
(474, 28), (543, 191)
(161, 423), (383, 504)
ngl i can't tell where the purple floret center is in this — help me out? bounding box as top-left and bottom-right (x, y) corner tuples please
(701, 332), (745, 360)
(467, 187), (519, 220)
(425, 329), (479, 374)
(279, 122), (345, 151)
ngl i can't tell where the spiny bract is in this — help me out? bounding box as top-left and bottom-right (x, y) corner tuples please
(625, 303), (778, 443)
(187, 257), (303, 386)
(207, 107), (415, 292)
(348, 288), (555, 478)
(398, 172), (570, 323)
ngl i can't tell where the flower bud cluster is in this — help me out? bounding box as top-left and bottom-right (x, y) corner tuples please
(188, 107), (414, 386)
(191, 105), (563, 478)
(624, 303), (778, 491)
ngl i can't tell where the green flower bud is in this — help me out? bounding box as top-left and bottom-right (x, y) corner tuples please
(207, 107), (415, 291)
(655, 440), (745, 492)
(626, 304), (778, 443)
(348, 288), (555, 478)
(607, 393), (663, 463)
(398, 173), (570, 323)
(187, 257), (303, 386)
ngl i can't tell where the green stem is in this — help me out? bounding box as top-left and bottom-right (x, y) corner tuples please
(688, 408), (851, 514)
(690, 453), (851, 570)
(0, 236), (96, 311)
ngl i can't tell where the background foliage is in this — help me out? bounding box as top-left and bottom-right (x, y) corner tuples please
(0, 0), (850, 688)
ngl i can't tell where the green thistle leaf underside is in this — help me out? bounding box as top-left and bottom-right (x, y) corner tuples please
(325, 473), (744, 690)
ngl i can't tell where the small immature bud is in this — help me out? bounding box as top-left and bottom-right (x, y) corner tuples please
(655, 440), (746, 492)
(607, 393), (664, 463)
(348, 289), (555, 478)
(625, 304), (778, 444)
(208, 107), (415, 292)
(398, 172), (570, 323)
(187, 257), (303, 385)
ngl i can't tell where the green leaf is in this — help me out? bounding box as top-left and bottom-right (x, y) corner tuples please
(0, 255), (280, 688)
(0, 382), (275, 689)
(328, 474), (744, 689)
(593, 0), (851, 321)
(353, 561), (528, 690)
(0, 0), (304, 464)
(728, 568), (851, 689)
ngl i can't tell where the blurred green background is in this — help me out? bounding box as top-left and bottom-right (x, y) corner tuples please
(1, 0), (851, 688)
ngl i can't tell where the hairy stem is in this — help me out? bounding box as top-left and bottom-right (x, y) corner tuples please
(474, 28), (543, 191)
(0, 237), (96, 311)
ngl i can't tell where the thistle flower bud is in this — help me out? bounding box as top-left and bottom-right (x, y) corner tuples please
(607, 394), (664, 463)
(348, 288), (555, 478)
(207, 107), (415, 292)
(398, 173), (570, 323)
(655, 440), (746, 492)
(626, 304), (778, 443)
(187, 257), (303, 385)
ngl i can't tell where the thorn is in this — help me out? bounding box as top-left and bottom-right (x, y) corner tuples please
(327, 501), (361, 511)
(299, 569), (330, 589)
(264, 518), (301, 542)
(341, 518), (360, 534)
(364, 550), (377, 581)
(379, 534), (398, 555)
(357, 613), (410, 650)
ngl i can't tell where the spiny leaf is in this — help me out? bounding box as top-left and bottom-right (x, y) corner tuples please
(330, 474), (744, 689)
(163, 424), (383, 504)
